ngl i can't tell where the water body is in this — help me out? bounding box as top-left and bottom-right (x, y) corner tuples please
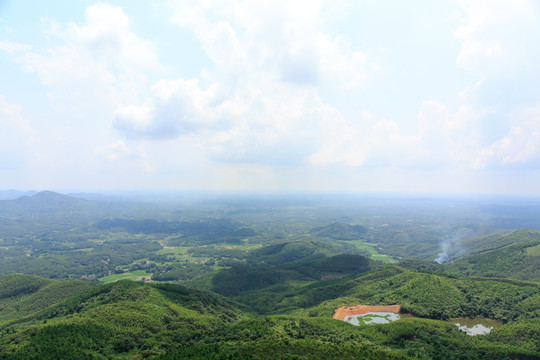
(344, 312), (400, 325)
(451, 318), (501, 336)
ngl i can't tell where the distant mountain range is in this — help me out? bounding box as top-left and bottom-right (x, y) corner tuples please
(0, 190), (138, 220)
(0, 189), (127, 202)
(0, 189), (38, 200)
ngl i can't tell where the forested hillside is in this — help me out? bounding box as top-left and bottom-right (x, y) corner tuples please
(443, 230), (540, 281)
(0, 270), (538, 359)
(1, 192), (540, 358)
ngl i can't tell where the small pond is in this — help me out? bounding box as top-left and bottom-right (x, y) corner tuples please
(344, 312), (400, 325)
(451, 318), (501, 336)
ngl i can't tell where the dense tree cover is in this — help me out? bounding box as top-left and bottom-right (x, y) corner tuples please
(158, 316), (412, 360)
(0, 275), (53, 299)
(203, 254), (374, 298)
(398, 260), (445, 273)
(282, 254), (374, 277)
(445, 239), (540, 281)
(151, 263), (213, 282)
(483, 319), (540, 353)
(94, 218), (256, 244)
(2, 193), (540, 358)
(0, 269), (538, 359)
(212, 266), (540, 322)
(311, 222), (368, 240)
(246, 241), (330, 266)
(460, 229), (540, 254)
(0, 281), (243, 359)
(0, 275), (97, 326)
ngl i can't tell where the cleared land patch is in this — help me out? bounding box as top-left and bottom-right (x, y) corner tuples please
(333, 304), (401, 321)
(345, 312), (400, 325)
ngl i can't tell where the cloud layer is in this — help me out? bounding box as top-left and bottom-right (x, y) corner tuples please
(1, 0), (539, 192)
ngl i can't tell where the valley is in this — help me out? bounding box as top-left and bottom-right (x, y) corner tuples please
(0, 191), (539, 359)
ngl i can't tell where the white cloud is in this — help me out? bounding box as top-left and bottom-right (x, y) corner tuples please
(114, 77), (225, 139)
(96, 140), (141, 162)
(0, 3), (166, 186)
(455, 0), (540, 78)
(4, 0), (540, 192)
(451, 0), (540, 171)
(95, 140), (153, 172)
(114, 0), (376, 165)
(474, 106), (540, 169)
(0, 3), (161, 113)
(0, 95), (33, 169)
(0, 95), (31, 132)
(0, 41), (30, 54)
(311, 99), (489, 171)
(61, 3), (161, 71)
(311, 109), (425, 168)
(168, 0), (374, 89)
(116, 74), (324, 164)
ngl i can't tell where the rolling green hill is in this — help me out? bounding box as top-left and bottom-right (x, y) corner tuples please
(0, 274), (98, 327)
(1, 193), (540, 358)
(0, 271), (538, 359)
(158, 316), (540, 360)
(189, 254), (375, 298)
(228, 265), (540, 322)
(445, 230), (540, 281)
(459, 229), (540, 255)
(0, 280), (243, 359)
(246, 241), (332, 266)
(185, 253), (540, 324)
(311, 222), (368, 240)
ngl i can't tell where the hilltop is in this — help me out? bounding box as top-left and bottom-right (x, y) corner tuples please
(0, 274), (98, 327)
(444, 229), (540, 281)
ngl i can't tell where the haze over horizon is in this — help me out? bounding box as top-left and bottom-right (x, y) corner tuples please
(1, 1), (539, 194)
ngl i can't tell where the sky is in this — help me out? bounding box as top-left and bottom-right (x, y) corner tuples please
(0, 0), (539, 194)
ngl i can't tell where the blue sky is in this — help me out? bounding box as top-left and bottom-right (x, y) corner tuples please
(1, 0), (539, 194)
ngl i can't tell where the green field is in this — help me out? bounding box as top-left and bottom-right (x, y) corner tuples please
(349, 240), (398, 263)
(526, 243), (540, 256)
(100, 270), (151, 283)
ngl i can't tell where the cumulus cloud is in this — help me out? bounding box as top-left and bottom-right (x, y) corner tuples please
(202, 90), (323, 165)
(0, 3), (167, 186)
(310, 97), (495, 172)
(169, 0), (373, 90)
(310, 104), (444, 169)
(115, 73), (324, 164)
(453, 0), (540, 171)
(310, 1), (540, 173)
(113, 0), (377, 165)
(61, 3), (161, 71)
(114, 78), (225, 139)
(0, 3), (160, 112)
(473, 106), (540, 169)
(5, 0), (540, 191)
